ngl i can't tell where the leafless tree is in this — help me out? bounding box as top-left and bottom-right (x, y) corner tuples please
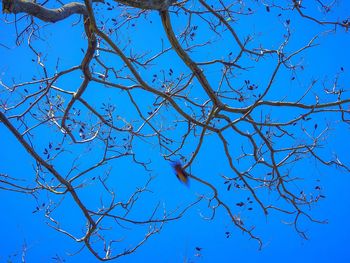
(1, 0), (349, 260)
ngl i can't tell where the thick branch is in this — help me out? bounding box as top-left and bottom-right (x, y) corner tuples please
(2, 0), (88, 22)
(115, 0), (176, 10)
(2, 0), (176, 22)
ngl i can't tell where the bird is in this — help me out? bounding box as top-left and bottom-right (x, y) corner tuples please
(172, 161), (190, 185)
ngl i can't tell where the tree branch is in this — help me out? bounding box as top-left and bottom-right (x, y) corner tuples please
(115, 0), (176, 10)
(2, 0), (88, 22)
(2, 0), (177, 23)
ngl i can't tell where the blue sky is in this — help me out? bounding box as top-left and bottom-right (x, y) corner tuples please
(1, 1), (350, 262)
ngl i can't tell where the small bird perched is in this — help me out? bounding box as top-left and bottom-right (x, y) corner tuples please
(172, 161), (190, 185)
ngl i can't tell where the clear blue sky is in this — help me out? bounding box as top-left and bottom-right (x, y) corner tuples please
(1, 1), (350, 262)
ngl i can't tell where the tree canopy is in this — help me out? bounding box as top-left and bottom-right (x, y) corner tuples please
(1, 0), (349, 261)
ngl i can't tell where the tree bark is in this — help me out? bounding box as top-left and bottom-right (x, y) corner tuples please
(116, 0), (176, 10)
(2, 0), (88, 22)
(2, 0), (176, 23)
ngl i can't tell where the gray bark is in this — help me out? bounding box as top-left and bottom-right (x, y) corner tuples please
(3, 0), (88, 22)
(2, 0), (177, 23)
(116, 0), (176, 10)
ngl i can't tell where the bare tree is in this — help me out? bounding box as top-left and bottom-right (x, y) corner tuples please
(1, 0), (349, 260)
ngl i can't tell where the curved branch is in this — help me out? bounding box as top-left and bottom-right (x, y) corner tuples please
(160, 10), (222, 106)
(292, 0), (350, 29)
(0, 111), (96, 228)
(2, 0), (177, 23)
(3, 0), (88, 22)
